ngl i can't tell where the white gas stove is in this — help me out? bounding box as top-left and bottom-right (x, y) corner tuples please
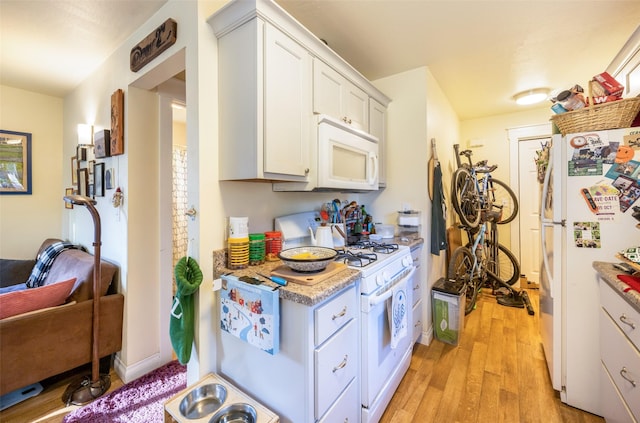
(275, 211), (415, 422)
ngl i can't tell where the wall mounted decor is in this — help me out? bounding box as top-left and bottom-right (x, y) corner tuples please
(0, 129), (32, 195)
(130, 18), (177, 72)
(94, 162), (105, 197)
(76, 145), (89, 162)
(65, 188), (75, 208)
(77, 168), (89, 197)
(94, 129), (110, 158)
(110, 89), (124, 156)
(105, 168), (114, 190)
(71, 156), (78, 185)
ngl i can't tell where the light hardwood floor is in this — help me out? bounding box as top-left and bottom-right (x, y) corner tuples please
(381, 288), (604, 423)
(1, 289), (603, 423)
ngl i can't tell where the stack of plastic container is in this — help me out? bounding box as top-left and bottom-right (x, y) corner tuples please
(227, 217), (249, 269)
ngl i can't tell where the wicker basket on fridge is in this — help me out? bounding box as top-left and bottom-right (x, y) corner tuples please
(550, 81), (640, 135)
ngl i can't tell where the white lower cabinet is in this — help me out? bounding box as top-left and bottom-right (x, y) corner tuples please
(315, 320), (357, 419)
(318, 378), (359, 423)
(600, 280), (640, 422)
(601, 362), (637, 423)
(219, 284), (359, 423)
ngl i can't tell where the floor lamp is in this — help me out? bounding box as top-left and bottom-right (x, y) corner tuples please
(62, 194), (111, 405)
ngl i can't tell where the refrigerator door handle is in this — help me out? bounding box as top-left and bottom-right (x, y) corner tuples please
(541, 221), (555, 297)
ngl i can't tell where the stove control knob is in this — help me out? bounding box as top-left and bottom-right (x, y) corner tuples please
(402, 256), (413, 267)
(377, 271), (391, 286)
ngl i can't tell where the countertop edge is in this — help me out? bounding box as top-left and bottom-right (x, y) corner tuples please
(593, 261), (640, 313)
(212, 237), (424, 306)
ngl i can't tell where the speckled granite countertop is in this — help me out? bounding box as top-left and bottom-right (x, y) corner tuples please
(213, 237), (424, 307)
(593, 261), (640, 313)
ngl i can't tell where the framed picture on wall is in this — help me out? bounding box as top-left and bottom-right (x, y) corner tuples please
(94, 162), (105, 197)
(76, 145), (88, 162)
(94, 129), (111, 158)
(71, 156), (78, 185)
(77, 168), (89, 197)
(65, 187), (75, 209)
(0, 129), (32, 195)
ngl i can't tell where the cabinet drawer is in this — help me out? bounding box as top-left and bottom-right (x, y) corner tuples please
(601, 309), (640, 419)
(412, 299), (423, 343)
(315, 285), (357, 345)
(317, 378), (359, 423)
(601, 281), (640, 350)
(412, 276), (422, 307)
(601, 363), (638, 423)
(315, 320), (357, 419)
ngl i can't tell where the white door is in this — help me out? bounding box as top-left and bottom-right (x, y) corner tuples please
(508, 124), (552, 286)
(518, 138), (544, 284)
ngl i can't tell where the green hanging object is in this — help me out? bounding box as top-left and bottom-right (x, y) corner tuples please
(170, 256), (203, 364)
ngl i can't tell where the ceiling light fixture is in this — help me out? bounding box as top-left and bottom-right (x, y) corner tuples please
(513, 88), (549, 105)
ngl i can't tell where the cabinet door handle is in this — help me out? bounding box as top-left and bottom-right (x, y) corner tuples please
(619, 314), (636, 330)
(332, 354), (348, 373)
(332, 306), (347, 320)
(620, 367), (637, 387)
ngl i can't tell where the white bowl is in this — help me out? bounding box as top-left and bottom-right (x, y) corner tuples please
(278, 246), (337, 272)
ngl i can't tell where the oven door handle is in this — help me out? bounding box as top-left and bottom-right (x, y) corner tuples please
(363, 266), (416, 312)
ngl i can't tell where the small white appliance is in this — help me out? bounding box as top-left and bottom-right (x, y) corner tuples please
(540, 128), (640, 416)
(273, 114), (379, 192)
(276, 211), (415, 423)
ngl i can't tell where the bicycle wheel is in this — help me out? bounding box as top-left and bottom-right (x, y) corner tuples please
(485, 240), (520, 286)
(447, 246), (477, 314)
(451, 167), (481, 229)
(487, 178), (518, 224)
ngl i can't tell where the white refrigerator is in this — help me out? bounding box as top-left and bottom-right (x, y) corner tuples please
(540, 128), (640, 416)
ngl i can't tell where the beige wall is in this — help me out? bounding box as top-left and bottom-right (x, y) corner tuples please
(0, 85), (63, 258)
(366, 66), (461, 344)
(460, 107), (551, 182)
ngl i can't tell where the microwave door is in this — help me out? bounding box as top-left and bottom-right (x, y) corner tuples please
(317, 118), (378, 190)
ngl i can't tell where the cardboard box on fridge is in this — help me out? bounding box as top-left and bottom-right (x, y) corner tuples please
(592, 72), (624, 97)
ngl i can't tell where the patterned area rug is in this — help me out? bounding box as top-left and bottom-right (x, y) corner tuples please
(63, 360), (186, 423)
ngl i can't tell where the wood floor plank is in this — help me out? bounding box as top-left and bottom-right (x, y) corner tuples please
(1, 289), (606, 423)
(382, 289), (605, 423)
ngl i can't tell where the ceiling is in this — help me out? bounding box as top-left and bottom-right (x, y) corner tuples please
(2, 1), (640, 120)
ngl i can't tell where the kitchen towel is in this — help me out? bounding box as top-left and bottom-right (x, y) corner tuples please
(220, 276), (280, 355)
(617, 274), (640, 293)
(387, 277), (408, 349)
(430, 162), (447, 255)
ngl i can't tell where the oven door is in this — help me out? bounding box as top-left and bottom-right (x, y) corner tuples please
(317, 114), (379, 191)
(360, 266), (415, 409)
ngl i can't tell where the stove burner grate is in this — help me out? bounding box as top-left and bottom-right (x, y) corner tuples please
(349, 240), (399, 254)
(334, 250), (378, 267)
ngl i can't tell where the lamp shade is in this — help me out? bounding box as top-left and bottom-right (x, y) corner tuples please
(513, 88), (549, 105)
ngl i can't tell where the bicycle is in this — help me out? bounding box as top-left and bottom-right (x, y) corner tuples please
(450, 144), (518, 229)
(447, 147), (533, 315)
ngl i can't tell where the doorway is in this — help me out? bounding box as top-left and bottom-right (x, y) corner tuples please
(157, 76), (187, 362)
(508, 124), (552, 286)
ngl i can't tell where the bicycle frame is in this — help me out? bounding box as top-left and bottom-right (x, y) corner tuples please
(467, 222), (487, 282)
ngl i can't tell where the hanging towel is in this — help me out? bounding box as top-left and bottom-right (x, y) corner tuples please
(431, 162), (447, 255)
(387, 277), (408, 349)
(170, 257), (203, 364)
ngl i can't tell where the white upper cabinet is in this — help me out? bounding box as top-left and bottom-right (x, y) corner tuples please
(369, 98), (387, 187)
(209, 0), (390, 185)
(313, 59), (369, 131)
(213, 16), (311, 182)
(264, 24), (312, 178)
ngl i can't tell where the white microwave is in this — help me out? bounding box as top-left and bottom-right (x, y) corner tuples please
(273, 114), (379, 192)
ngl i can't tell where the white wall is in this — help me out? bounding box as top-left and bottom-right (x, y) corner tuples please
(0, 85), (63, 258)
